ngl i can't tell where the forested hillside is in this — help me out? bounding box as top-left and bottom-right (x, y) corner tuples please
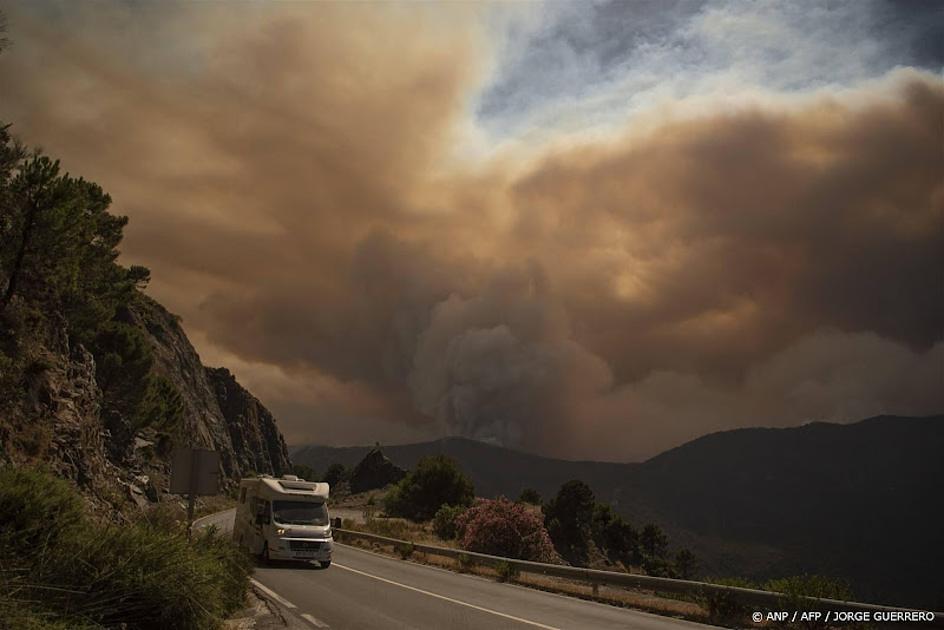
(0, 122), (290, 513)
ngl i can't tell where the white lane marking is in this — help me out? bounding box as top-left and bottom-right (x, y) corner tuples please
(335, 544), (717, 630)
(301, 613), (330, 628)
(250, 578), (297, 609)
(333, 562), (560, 630)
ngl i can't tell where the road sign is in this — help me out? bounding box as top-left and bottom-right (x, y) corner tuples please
(170, 448), (220, 496)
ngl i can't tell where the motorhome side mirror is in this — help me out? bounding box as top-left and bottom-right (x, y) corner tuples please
(332, 517), (342, 528)
(255, 513), (269, 525)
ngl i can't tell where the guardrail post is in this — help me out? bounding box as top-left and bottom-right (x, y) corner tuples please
(592, 581), (599, 598)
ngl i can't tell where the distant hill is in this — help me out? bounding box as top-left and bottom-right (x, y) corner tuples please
(291, 437), (637, 502)
(631, 415), (944, 608)
(292, 415), (944, 608)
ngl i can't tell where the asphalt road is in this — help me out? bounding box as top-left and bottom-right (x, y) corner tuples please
(203, 509), (716, 630)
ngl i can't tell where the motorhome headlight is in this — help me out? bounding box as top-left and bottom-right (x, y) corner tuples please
(325, 527), (331, 538)
(276, 527), (287, 536)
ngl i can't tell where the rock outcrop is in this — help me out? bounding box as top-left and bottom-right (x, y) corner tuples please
(1, 332), (143, 515)
(125, 296), (291, 481)
(1, 292), (292, 511)
(349, 447), (406, 494)
(33, 344), (110, 491)
(207, 367), (289, 478)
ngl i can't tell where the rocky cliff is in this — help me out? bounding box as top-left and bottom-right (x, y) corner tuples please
(0, 292), (291, 512)
(1, 306), (117, 512)
(206, 367), (290, 477)
(123, 296), (291, 481)
(0, 122), (290, 514)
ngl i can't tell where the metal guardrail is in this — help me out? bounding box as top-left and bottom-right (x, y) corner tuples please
(334, 527), (944, 627)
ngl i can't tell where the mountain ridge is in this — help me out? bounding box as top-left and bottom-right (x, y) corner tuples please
(292, 414), (944, 608)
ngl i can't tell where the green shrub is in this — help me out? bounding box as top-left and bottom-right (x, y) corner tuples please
(456, 552), (473, 573)
(0, 467), (251, 630)
(673, 548), (698, 579)
(384, 456), (474, 521)
(0, 604), (101, 630)
(764, 575), (858, 630)
(591, 502), (638, 564)
(20, 520), (249, 629)
(396, 542), (415, 560)
(640, 523), (669, 559)
(192, 526), (253, 616)
(0, 467), (84, 550)
(291, 463), (318, 482)
(518, 488), (542, 505)
(323, 463), (349, 487)
(763, 573), (854, 601)
(544, 480), (595, 565)
(432, 504), (465, 540)
(699, 577), (756, 626)
(134, 376), (184, 432)
(90, 321), (154, 420)
(137, 500), (188, 534)
(494, 560), (519, 583)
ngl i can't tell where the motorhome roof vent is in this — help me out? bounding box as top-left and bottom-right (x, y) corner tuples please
(281, 475), (300, 481)
(278, 480), (319, 491)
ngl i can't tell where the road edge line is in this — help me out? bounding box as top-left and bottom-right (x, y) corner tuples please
(250, 578), (298, 609)
(335, 541), (716, 628)
(301, 612), (330, 628)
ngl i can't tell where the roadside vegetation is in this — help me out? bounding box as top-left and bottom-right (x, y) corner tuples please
(340, 452), (696, 576)
(383, 455), (474, 520)
(699, 574), (860, 628)
(455, 496), (558, 562)
(542, 478), (698, 578)
(335, 449), (860, 628)
(0, 467), (251, 630)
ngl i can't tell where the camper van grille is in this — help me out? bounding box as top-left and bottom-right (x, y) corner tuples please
(289, 540), (323, 551)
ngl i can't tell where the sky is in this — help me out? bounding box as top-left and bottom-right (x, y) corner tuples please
(1, 0), (941, 461)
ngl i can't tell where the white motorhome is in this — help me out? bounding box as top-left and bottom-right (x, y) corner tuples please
(233, 475), (333, 567)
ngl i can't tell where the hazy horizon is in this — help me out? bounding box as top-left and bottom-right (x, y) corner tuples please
(1, 1), (941, 461)
(289, 413), (944, 465)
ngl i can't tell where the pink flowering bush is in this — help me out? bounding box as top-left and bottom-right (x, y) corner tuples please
(455, 497), (559, 563)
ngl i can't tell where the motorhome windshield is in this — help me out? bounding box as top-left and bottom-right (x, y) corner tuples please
(272, 500), (328, 526)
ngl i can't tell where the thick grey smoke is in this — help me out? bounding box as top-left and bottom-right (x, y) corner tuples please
(409, 265), (611, 452)
(1, 3), (941, 459)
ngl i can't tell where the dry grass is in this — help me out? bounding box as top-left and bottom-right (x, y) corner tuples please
(1, 467), (251, 630)
(333, 489), (382, 507)
(343, 514), (464, 547)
